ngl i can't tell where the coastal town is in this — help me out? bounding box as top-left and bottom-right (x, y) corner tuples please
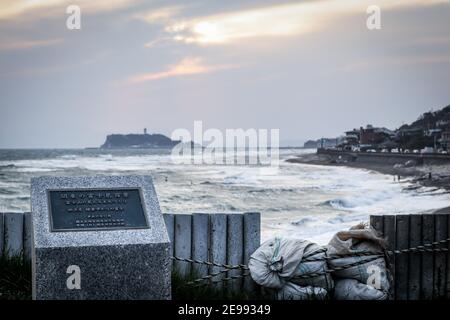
(305, 105), (450, 154)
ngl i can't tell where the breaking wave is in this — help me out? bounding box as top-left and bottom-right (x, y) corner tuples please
(0, 148), (449, 244)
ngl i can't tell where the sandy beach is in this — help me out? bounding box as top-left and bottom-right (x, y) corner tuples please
(287, 151), (450, 194)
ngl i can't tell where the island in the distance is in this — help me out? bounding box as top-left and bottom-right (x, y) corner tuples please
(100, 128), (181, 149)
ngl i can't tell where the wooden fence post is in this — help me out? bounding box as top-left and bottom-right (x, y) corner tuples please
(421, 214), (434, 300)
(227, 213), (244, 294)
(383, 215), (396, 299)
(23, 212), (32, 262)
(0, 212), (4, 256)
(369, 215), (383, 236)
(395, 215), (409, 300)
(174, 214), (192, 277)
(210, 214), (227, 289)
(408, 214), (422, 300)
(243, 212), (261, 294)
(4, 212), (24, 258)
(192, 213), (209, 277)
(434, 214), (448, 299)
(163, 214), (175, 260)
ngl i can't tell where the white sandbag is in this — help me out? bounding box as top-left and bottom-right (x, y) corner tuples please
(249, 237), (333, 291)
(290, 245), (334, 290)
(328, 255), (390, 291)
(249, 237), (312, 289)
(276, 282), (329, 300)
(334, 279), (388, 300)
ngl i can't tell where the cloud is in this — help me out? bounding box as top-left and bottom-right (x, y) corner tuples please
(126, 57), (235, 83)
(134, 6), (183, 24)
(158, 0), (450, 45)
(0, 0), (140, 21)
(143, 37), (174, 48)
(0, 38), (63, 52)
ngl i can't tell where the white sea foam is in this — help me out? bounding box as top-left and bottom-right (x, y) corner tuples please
(0, 149), (449, 245)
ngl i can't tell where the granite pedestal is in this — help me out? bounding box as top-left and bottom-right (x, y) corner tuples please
(31, 175), (171, 300)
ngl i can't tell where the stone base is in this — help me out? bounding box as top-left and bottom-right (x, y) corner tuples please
(33, 243), (171, 300)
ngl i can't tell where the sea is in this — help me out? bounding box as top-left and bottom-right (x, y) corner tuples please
(1, 148), (449, 244)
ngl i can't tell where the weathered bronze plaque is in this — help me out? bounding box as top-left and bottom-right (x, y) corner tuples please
(48, 188), (149, 232)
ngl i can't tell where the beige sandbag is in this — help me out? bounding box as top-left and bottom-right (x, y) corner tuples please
(327, 223), (391, 299)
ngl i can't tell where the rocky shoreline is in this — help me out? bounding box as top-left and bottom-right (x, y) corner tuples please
(286, 152), (450, 193)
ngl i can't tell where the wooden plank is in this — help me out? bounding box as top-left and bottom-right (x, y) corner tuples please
(421, 214), (434, 300)
(243, 212), (261, 293)
(447, 210), (450, 300)
(210, 214), (227, 289)
(243, 212), (261, 264)
(192, 213), (209, 277)
(163, 213), (175, 259)
(227, 214), (244, 293)
(383, 215), (396, 300)
(408, 214), (422, 300)
(370, 215), (383, 236)
(395, 214), (409, 300)
(433, 214), (447, 299)
(4, 212), (24, 258)
(174, 214), (192, 277)
(0, 212), (4, 256)
(23, 212), (32, 262)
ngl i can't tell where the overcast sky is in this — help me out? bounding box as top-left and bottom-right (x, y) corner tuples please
(1, 0), (450, 148)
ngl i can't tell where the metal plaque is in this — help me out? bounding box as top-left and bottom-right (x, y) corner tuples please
(48, 188), (149, 232)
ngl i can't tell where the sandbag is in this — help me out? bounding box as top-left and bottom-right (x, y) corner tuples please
(249, 237), (333, 299)
(327, 223), (391, 299)
(289, 245), (334, 290)
(276, 282), (329, 300)
(334, 279), (388, 300)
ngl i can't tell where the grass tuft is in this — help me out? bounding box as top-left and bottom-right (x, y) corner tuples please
(0, 254), (32, 300)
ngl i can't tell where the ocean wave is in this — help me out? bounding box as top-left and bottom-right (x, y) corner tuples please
(99, 154), (114, 161)
(321, 199), (355, 209)
(16, 167), (58, 173)
(0, 164), (16, 170)
(291, 217), (316, 226)
(248, 188), (296, 194)
(0, 188), (17, 195)
(59, 155), (78, 160)
(327, 214), (364, 224)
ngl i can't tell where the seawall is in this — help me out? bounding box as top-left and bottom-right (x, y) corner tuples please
(317, 148), (450, 166)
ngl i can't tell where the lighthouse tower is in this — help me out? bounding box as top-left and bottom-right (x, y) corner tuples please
(144, 128), (148, 135)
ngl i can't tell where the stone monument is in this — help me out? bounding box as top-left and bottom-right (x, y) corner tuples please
(30, 175), (171, 300)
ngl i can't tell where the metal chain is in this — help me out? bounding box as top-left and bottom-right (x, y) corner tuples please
(175, 237), (450, 286)
(291, 255), (382, 280)
(186, 272), (250, 288)
(386, 237), (450, 255)
(183, 268), (229, 286)
(303, 250), (384, 262)
(171, 256), (249, 270)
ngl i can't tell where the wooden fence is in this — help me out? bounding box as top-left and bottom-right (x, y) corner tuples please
(164, 212), (260, 292)
(370, 213), (450, 300)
